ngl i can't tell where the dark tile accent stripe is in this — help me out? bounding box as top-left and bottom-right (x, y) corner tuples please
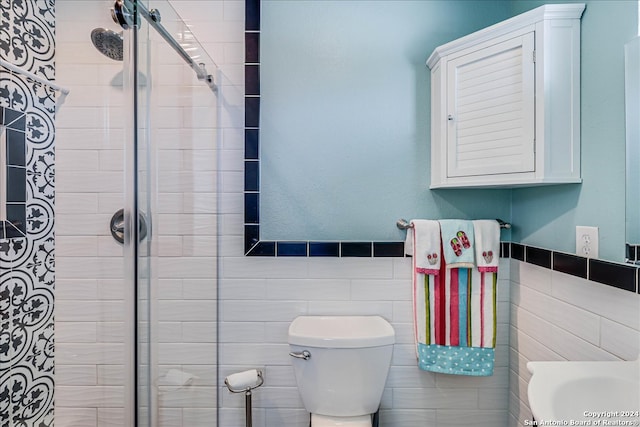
(248, 241), (276, 256)
(244, 193), (259, 224)
(341, 242), (372, 257)
(245, 97), (260, 128)
(245, 129), (259, 160)
(553, 252), (587, 279)
(244, 224), (260, 253)
(626, 243), (640, 263)
(245, 32), (260, 63)
(589, 259), (637, 293)
(277, 242), (308, 256)
(245, 0), (260, 31)
(245, 65), (260, 96)
(309, 242), (340, 257)
(373, 242), (405, 257)
(526, 246), (551, 269)
(244, 161), (259, 192)
(511, 243), (524, 261)
(500, 242), (510, 259)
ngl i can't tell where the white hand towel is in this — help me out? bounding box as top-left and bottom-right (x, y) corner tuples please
(473, 220), (500, 272)
(405, 219), (441, 275)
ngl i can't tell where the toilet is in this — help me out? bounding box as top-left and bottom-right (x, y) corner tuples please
(288, 315), (395, 427)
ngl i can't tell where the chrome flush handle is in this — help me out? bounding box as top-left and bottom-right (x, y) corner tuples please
(289, 350), (311, 360)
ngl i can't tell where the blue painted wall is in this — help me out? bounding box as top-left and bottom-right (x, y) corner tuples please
(260, 0), (636, 262)
(509, 0), (636, 261)
(260, 1), (514, 241)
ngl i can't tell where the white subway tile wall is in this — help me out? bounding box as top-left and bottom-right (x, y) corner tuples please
(53, 1), (511, 426)
(53, 1), (640, 427)
(55, 0), (220, 425)
(508, 261), (640, 426)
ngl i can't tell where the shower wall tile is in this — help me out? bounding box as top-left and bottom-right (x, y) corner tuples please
(56, 343), (126, 366)
(55, 365), (98, 386)
(56, 106), (125, 129)
(157, 301), (218, 322)
(55, 236), (99, 256)
(55, 407), (98, 426)
(53, 0), (224, 423)
(97, 407), (126, 427)
(158, 408), (183, 427)
(95, 322), (126, 343)
(56, 257), (124, 279)
(157, 343), (218, 365)
(97, 236), (124, 257)
(56, 300), (125, 322)
(55, 322), (98, 343)
(97, 365), (125, 386)
(55, 385), (125, 408)
(55, 192), (99, 213)
(51, 279), (98, 300)
(55, 171), (124, 193)
(181, 279), (218, 299)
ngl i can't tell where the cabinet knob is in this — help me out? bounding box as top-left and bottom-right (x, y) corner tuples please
(447, 114), (454, 121)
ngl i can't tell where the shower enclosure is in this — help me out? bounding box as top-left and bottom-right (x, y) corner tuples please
(54, 0), (220, 425)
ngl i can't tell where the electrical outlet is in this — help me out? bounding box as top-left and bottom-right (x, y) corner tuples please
(576, 226), (599, 258)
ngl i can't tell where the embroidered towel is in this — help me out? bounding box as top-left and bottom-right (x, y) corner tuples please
(473, 220), (500, 272)
(405, 220), (441, 275)
(407, 220), (442, 357)
(439, 219), (475, 268)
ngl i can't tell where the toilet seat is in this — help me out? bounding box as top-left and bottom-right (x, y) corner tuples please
(311, 414), (372, 427)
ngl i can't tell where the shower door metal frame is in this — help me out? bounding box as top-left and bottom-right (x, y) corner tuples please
(121, 1), (222, 425)
(122, 1), (151, 424)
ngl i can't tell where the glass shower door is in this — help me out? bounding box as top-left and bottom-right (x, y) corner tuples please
(122, 1), (220, 425)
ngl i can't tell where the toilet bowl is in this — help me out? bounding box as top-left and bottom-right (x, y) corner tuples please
(288, 316), (395, 427)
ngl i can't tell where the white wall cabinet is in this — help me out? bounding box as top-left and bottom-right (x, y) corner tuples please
(428, 4), (585, 188)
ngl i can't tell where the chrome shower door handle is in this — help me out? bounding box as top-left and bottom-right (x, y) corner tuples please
(109, 208), (148, 244)
(289, 350), (311, 360)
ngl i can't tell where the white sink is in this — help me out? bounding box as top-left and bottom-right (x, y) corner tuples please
(527, 360), (640, 423)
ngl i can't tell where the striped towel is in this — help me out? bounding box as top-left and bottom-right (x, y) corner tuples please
(413, 246), (497, 376)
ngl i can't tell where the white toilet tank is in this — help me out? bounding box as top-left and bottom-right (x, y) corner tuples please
(288, 316), (395, 417)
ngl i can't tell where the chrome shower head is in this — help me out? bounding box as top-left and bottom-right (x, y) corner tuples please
(90, 28), (124, 61)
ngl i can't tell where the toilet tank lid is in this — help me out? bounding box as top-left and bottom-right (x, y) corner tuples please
(288, 315), (395, 348)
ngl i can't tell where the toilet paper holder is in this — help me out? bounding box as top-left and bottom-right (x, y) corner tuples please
(224, 370), (264, 427)
(224, 369), (264, 393)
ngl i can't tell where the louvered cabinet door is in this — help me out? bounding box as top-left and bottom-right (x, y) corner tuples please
(446, 32), (535, 178)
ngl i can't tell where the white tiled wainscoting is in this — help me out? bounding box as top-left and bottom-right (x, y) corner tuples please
(508, 261), (640, 426)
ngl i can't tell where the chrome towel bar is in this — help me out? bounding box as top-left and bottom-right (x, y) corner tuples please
(396, 218), (511, 230)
